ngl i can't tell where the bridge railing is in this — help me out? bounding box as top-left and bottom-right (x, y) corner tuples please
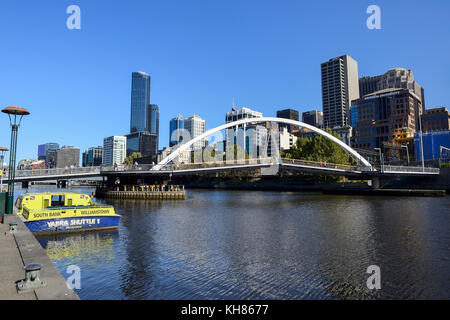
(281, 158), (363, 171)
(4, 166), (102, 178)
(157, 158), (276, 171)
(375, 165), (440, 174)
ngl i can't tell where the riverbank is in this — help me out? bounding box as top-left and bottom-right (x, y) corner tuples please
(174, 179), (448, 197)
(0, 215), (79, 300)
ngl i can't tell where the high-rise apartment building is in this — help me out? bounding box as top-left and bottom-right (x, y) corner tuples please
(225, 107), (265, 158)
(103, 136), (127, 166)
(302, 110), (323, 128)
(184, 114), (206, 150)
(130, 71), (151, 133)
(321, 55), (360, 128)
(169, 114), (206, 150)
(359, 68), (425, 111)
(277, 109), (299, 132)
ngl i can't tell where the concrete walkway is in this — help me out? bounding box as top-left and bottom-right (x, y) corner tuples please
(0, 214), (79, 300)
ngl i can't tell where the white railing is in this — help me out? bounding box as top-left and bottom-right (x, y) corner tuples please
(378, 165), (440, 174)
(5, 166), (102, 178)
(158, 157), (276, 171)
(281, 158), (362, 171)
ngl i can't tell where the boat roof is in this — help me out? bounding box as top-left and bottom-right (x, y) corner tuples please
(22, 192), (90, 197)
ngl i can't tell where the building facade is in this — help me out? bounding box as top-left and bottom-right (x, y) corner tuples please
(321, 55), (360, 128)
(225, 107), (264, 159)
(423, 107), (450, 132)
(169, 115), (186, 147)
(359, 68), (425, 112)
(147, 104), (159, 136)
(82, 146), (103, 167)
(350, 88), (423, 152)
(184, 114), (206, 150)
(37, 143), (60, 168)
(56, 146), (80, 168)
(302, 110), (323, 128)
(277, 109), (299, 132)
(125, 131), (158, 161)
(130, 71), (151, 133)
(414, 130), (450, 162)
(103, 136), (127, 166)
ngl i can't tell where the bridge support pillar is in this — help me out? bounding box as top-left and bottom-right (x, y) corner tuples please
(21, 181), (29, 189)
(57, 180), (67, 189)
(371, 176), (380, 189)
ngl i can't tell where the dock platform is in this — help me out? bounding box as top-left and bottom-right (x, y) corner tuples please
(0, 215), (79, 300)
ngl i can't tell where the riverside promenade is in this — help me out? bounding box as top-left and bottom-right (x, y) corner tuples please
(0, 214), (79, 300)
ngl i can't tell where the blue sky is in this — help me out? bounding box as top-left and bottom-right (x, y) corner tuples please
(0, 0), (449, 162)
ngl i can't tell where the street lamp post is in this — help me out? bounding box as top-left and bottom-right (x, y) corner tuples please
(418, 112), (425, 172)
(2, 106), (30, 217)
(0, 147), (8, 192)
(374, 147), (383, 173)
(401, 145), (410, 166)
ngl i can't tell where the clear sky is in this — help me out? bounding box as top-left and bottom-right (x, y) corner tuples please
(0, 0), (449, 163)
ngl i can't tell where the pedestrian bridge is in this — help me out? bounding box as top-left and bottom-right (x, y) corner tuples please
(3, 157), (440, 184)
(2, 117), (441, 184)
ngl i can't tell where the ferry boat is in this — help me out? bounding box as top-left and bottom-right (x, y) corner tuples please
(15, 192), (120, 234)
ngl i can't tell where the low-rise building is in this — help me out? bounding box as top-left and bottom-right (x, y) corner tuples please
(423, 107), (449, 132)
(56, 146), (80, 168)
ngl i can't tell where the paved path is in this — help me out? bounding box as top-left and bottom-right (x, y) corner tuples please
(0, 215), (79, 300)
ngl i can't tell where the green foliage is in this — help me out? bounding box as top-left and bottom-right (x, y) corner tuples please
(441, 162), (450, 168)
(284, 129), (350, 165)
(123, 152), (143, 165)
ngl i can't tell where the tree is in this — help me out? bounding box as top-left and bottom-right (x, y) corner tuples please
(284, 130), (350, 165)
(123, 152), (143, 165)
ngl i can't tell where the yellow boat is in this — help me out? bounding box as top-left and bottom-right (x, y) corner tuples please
(15, 192), (120, 234)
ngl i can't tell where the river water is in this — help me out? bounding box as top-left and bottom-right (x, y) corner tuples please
(17, 187), (449, 299)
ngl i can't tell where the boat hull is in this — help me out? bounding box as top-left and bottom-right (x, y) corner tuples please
(25, 215), (120, 234)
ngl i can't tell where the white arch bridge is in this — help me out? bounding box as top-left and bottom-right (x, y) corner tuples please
(4, 117), (440, 185)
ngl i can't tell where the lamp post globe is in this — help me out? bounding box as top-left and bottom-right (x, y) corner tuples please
(2, 106), (30, 216)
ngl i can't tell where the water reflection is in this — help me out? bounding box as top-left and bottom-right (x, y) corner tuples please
(25, 186), (449, 300)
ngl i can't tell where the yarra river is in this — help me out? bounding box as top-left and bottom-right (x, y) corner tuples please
(17, 187), (449, 299)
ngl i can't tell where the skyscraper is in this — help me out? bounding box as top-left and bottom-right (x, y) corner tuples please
(184, 114), (206, 150)
(147, 104), (159, 135)
(276, 109), (299, 132)
(321, 55), (360, 128)
(169, 115), (185, 147)
(130, 71), (151, 133)
(225, 107), (264, 158)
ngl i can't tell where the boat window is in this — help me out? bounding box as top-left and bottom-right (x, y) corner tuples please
(43, 199), (50, 209)
(67, 199), (73, 206)
(15, 195), (23, 209)
(51, 195), (65, 207)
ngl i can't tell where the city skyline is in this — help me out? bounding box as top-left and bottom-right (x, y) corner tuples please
(1, 1), (449, 162)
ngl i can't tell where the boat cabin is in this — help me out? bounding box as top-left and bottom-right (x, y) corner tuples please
(16, 192), (94, 213)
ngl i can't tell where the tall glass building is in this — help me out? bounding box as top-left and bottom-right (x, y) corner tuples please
(130, 71), (151, 133)
(147, 104), (159, 135)
(169, 115), (185, 147)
